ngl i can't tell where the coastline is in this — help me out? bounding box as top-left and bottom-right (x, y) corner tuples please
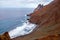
(12, 0), (60, 40)
(0, 0), (60, 40)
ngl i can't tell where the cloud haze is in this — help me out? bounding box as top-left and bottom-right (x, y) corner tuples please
(0, 0), (53, 8)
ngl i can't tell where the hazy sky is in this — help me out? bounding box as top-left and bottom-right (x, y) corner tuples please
(0, 0), (53, 8)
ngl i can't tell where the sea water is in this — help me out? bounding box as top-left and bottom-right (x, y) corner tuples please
(0, 8), (34, 34)
(0, 8), (36, 38)
(9, 21), (36, 39)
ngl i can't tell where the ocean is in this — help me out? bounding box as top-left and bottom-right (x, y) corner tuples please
(0, 8), (37, 39)
(0, 8), (34, 34)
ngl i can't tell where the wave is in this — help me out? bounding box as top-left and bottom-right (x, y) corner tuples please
(8, 21), (36, 39)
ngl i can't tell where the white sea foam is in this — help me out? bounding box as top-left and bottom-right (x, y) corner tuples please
(8, 21), (36, 39)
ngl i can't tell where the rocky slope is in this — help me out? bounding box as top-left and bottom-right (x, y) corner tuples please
(36, 34), (60, 40)
(12, 0), (60, 40)
(0, 0), (60, 40)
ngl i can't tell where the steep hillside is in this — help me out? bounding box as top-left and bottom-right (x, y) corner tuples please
(12, 0), (60, 40)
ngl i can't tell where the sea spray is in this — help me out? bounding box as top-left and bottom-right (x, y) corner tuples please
(8, 21), (36, 39)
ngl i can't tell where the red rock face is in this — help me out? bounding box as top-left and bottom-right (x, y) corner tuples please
(29, 0), (60, 25)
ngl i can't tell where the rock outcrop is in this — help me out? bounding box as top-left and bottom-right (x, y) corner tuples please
(0, 32), (10, 40)
(34, 4), (43, 12)
(12, 0), (60, 40)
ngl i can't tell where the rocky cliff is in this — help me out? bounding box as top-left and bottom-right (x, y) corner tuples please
(1, 0), (60, 40)
(12, 0), (60, 40)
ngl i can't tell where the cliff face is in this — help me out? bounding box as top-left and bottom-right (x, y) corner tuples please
(12, 0), (60, 40)
(29, 0), (60, 24)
